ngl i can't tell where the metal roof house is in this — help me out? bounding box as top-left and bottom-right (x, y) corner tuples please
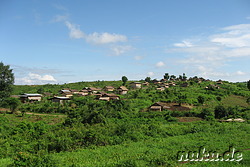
(50, 96), (71, 104)
(19, 93), (42, 103)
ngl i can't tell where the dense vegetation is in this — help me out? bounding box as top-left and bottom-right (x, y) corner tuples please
(0, 78), (250, 166)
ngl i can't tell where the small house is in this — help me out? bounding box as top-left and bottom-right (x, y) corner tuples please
(78, 89), (89, 96)
(19, 93), (42, 103)
(142, 82), (150, 86)
(117, 86), (128, 95)
(156, 87), (165, 91)
(149, 102), (171, 111)
(169, 82), (176, 87)
(104, 86), (115, 92)
(59, 89), (73, 97)
(88, 87), (102, 94)
(130, 82), (142, 89)
(98, 93), (120, 101)
(50, 96), (70, 104)
(70, 89), (79, 94)
(216, 80), (223, 85)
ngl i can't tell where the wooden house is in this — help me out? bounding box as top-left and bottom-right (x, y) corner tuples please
(19, 93), (42, 103)
(156, 86), (165, 91)
(88, 87), (102, 94)
(142, 82), (150, 86)
(98, 93), (120, 101)
(78, 89), (89, 96)
(117, 86), (128, 95)
(130, 82), (142, 89)
(149, 102), (171, 111)
(104, 86), (115, 92)
(50, 96), (70, 104)
(216, 80), (223, 85)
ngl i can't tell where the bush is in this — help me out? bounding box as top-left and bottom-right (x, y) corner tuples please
(11, 152), (57, 167)
(214, 105), (227, 119)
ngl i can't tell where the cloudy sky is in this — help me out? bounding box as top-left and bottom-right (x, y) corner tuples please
(1, 0), (250, 85)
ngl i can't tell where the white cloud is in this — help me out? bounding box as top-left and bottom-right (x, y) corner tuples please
(86, 32), (127, 44)
(147, 72), (154, 77)
(134, 56), (143, 60)
(169, 23), (250, 81)
(235, 70), (246, 75)
(52, 14), (69, 22)
(174, 40), (194, 47)
(247, 16), (250, 20)
(64, 21), (127, 44)
(110, 45), (132, 56)
(155, 61), (165, 67)
(65, 21), (85, 39)
(62, 20), (130, 55)
(210, 24), (250, 47)
(17, 73), (57, 85)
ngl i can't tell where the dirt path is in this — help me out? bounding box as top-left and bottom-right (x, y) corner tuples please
(25, 112), (67, 117)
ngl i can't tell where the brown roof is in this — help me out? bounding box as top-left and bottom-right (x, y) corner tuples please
(118, 86), (128, 91)
(70, 89), (79, 92)
(150, 106), (162, 110)
(104, 86), (115, 89)
(80, 89), (89, 93)
(88, 87), (102, 91)
(104, 93), (119, 97)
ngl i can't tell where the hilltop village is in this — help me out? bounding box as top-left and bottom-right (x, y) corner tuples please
(1, 73), (250, 166)
(11, 75), (227, 112)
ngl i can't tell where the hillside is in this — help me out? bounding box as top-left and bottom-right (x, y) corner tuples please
(0, 78), (250, 166)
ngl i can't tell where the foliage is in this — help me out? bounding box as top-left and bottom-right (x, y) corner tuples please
(0, 62), (14, 102)
(144, 77), (151, 83)
(1, 77), (250, 166)
(1, 97), (21, 114)
(121, 76), (128, 86)
(247, 80), (250, 91)
(163, 73), (169, 80)
(214, 105), (228, 119)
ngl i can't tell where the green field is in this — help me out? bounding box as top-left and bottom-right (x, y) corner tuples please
(0, 79), (250, 166)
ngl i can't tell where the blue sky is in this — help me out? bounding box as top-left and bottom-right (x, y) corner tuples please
(1, 0), (250, 84)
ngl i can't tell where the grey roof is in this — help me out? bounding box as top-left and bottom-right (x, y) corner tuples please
(19, 93), (42, 97)
(51, 97), (70, 100)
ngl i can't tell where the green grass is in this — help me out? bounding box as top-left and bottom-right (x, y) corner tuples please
(221, 95), (249, 108)
(0, 158), (12, 167)
(49, 122), (250, 167)
(0, 113), (65, 125)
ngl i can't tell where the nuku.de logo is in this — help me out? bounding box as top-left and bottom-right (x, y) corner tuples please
(177, 146), (243, 162)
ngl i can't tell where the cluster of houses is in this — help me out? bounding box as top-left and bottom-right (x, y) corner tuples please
(16, 84), (131, 104)
(14, 79), (224, 104)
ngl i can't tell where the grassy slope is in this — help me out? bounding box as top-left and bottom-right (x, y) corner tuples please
(49, 122), (250, 167)
(221, 95), (250, 108)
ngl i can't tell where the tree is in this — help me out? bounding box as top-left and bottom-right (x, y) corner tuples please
(214, 105), (227, 119)
(247, 80), (250, 91)
(183, 73), (187, 81)
(176, 93), (187, 106)
(122, 76), (128, 86)
(0, 62), (14, 102)
(145, 77), (151, 83)
(164, 73), (169, 80)
(178, 75), (183, 80)
(170, 75), (176, 80)
(197, 95), (205, 105)
(2, 97), (20, 114)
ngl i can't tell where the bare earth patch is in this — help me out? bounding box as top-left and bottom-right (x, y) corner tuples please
(177, 117), (203, 122)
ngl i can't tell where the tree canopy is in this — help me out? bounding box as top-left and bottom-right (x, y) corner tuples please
(247, 80), (250, 91)
(0, 62), (14, 101)
(122, 76), (128, 86)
